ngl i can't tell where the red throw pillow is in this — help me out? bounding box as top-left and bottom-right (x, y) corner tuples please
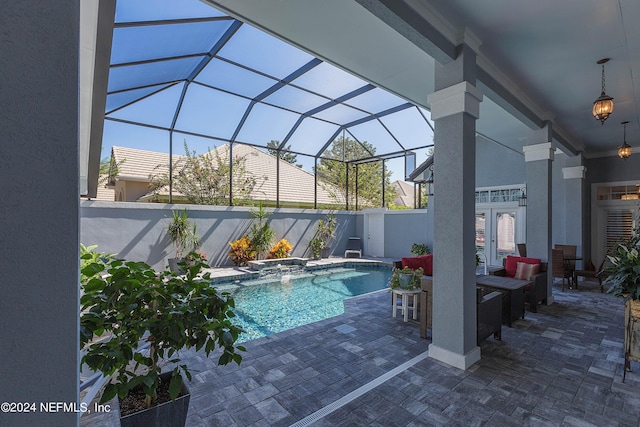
(418, 254), (433, 276)
(505, 256), (522, 277)
(402, 257), (422, 271)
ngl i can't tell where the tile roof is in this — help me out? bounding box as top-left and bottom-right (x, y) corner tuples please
(391, 180), (415, 207)
(112, 144), (339, 205)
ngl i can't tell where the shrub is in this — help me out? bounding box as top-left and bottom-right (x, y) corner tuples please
(410, 243), (430, 256)
(229, 236), (255, 266)
(267, 239), (293, 259)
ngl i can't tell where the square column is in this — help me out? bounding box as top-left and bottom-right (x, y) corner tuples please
(0, 2), (80, 426)
(523, 131), (554, 305)
(427, 44), (483, 370)
(562, 163), (586, 260)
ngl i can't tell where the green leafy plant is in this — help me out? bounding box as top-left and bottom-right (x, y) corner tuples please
(308, 213), (338, 258)
(80, 251), (244, 411)
(388, 266), (424, 290)
(267, 239), (293, 259)
(80, 244), (114, 284)
(167, 209), (199, 259)
(410, 243), (430, 256)
(249, 202), (274, 259)
(604, 208), (640, 300)
(228, 235), (256, 266)
(605, 243), (640, 300)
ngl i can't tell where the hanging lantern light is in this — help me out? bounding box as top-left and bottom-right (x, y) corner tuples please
(618, 121), (632, 160)
(592, 58), (614, 125)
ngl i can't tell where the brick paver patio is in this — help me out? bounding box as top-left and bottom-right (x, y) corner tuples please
(82, 277), (640, 426)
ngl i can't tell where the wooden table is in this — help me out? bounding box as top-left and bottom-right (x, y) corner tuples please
(476, 275), (529, 327)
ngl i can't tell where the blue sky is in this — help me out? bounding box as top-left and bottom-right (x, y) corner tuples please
(101, 0), (435, 182)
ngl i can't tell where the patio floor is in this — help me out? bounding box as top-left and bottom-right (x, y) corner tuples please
(81, 273), (640, 426)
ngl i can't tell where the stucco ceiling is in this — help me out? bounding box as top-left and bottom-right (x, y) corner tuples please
(206, 0), (640, 158)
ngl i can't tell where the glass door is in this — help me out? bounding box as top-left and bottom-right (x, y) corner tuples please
(476, 209), (520, 266)
(494, 211), (516, 264)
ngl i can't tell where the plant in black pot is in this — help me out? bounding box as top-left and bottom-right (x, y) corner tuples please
(308, 213), (338, 259)
(167, 209), (200, 272)
(80, 251), (244, 427)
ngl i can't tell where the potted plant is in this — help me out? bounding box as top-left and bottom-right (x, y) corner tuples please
(604, 224), (640, 381)
(309, 213), (338, 259)
(80, 251), (244, 426)
(167, 210), (199, 272)
(388, 266), (424, 290)
(410, 243), (430, 256)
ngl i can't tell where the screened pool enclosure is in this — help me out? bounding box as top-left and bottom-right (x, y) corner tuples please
(102, 0), (435, 209)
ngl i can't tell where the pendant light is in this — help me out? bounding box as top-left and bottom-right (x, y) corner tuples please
(592, 58), (614, 125)
(618, 121), (632, 160)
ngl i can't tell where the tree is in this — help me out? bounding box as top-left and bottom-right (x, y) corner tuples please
(98, 155), (124, 187)
(315, 135), (395, 209)
(149, 140), (258, 206)
(266, 140), (301, 167)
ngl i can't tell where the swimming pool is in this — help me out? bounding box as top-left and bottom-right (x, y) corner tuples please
(214, 265), (391, 343)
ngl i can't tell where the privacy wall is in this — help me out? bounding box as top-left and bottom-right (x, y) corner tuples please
(81, 202), (432, 269)
(81, 202), (361, 269)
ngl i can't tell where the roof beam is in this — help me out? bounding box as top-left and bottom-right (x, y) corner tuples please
(354, 0), (456, 64)
(313, 103), (413, 157)
(279, 84), (375, 149)
(231, 58), (322, 141)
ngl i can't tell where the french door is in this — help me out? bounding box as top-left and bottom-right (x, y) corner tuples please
(476, 208), (525, 266)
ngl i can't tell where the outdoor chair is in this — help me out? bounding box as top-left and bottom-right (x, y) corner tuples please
(573, 258), (606, 292)
(344, 237), (362, 258)
(552, 248), (572, 291)
(554, 244), (577, 288)
(517, 243), (527, 257)
(420, 277), (502, 344)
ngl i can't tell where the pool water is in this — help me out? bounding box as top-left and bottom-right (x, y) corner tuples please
(215, 266), (391, 343)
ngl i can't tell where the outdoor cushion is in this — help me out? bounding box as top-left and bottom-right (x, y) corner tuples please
(402, 257), (423, 271)
(514, 261), (540, 281)
(401, 254), (433, 276)
(505, 256), (542, 277)
(418, 254), (433, 276)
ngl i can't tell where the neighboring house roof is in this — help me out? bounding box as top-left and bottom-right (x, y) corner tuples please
(391, 180), (416, 208)
(80, 175), (115, 201)
(111, 145), (339, 206)
(112, 146), (182, 182)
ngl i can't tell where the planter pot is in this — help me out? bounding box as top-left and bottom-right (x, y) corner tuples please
(120, 372), (190, 427)
(321, 247), (332, 259)
(624, 299), (640, 382)
(398, 273), (414, 289)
